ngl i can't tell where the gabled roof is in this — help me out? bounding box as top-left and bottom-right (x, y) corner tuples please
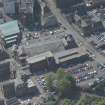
(0, 20), (20, 37)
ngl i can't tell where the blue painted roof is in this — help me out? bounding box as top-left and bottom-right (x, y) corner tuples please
(0, 20), (20, 37)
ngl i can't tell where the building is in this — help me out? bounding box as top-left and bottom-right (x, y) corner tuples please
(3, 0), (17, 15)
(24, 38), (66, 57)
(26, 47), (89, 71)
(0, 49), (9, 61)
(54, 47), (89, 65)
(0, 45), (9, 61)
(6, 97), (20, 105)
(84, 0), (105, 9)
(15, 77), (38, 97)
(17, 0), (34, 26)
(43, 9), (60, 29)
(2, 82), (15, 99)
(76, 10), (105, 36)
(0, 61), (11, 81)
(0, 99), (5, 105)
(0, 20), (20, 47)
(72, 3), (87, 16)
(17, 0), (34, 15)
(27, 78), (38, 94)
(27, 51), (55, 71)
(0, 59), (16, 82)
(56, 0), (84, 13)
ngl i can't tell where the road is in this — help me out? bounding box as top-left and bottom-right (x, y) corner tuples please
(44, 0), (105, 64)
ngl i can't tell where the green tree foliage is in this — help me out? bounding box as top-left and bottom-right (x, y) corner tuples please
(75, 96), (105, 105)
(45, 101), (56, 105)
(75, 96), (86, 105)
(58, 78), (71, 96)
(60, 99), (72, 105)
(95, 83), (105, 94)
(58, 76), (76, 96)
(91, 98), (105, 105)
(57, 69), (76, 96)
(45, 69), (76, 97)
(45, 72), (55, 90)
(64, 73), (76, 88)
(56, 68), (65, 80)
(59, 96), (105, 105)
(90, 81), (105, 95)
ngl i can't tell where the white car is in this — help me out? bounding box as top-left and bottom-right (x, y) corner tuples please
(88, 82), (94, 86)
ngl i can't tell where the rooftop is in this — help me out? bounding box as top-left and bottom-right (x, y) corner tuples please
(0, 20), (20, 37)
(54, 47), (87, 64)
(27, 51), (53, 64)
(24, 38), (65, 57)
(27, 77), (36, 88)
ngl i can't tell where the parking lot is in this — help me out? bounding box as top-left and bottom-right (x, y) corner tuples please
(22, 27), (67, 45)
(36, 75), (48, 93)
(62, 61), (105, 87)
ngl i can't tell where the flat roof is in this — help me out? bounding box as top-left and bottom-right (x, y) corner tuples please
(27, 51), (53, 64)
(0, 20), (20, 37)
(24, 39), (65, 57)
(54, 47), (87, 64)
(27, 78), (36, 88)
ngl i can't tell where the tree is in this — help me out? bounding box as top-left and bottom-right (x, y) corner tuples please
(60, 99), (72, 105)
(95, 83), (104, 93)
(45, 69), (77, 97)
(64, 73), (76, 89)
(76, 96), (86, 105)
(56, 69), (76, 97)
(56, 68), (65, 80)
(58, 78), (73, 96)
(45, 72), (55, 90)
(45, 101), (56, 105)
(90, 98), (105, 105)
